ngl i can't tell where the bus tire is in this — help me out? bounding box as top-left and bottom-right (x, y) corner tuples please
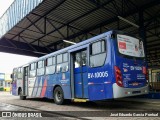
(54, 86), (65, 105)
(19, 89), (26, 100)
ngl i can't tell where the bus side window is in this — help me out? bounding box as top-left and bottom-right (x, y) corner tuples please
(75, 52), (81, 68)
(29, 63), (36, 77)
(74, 51), (87, 68)
(56, 54), (62, 73)
(37, 60), (45, 76)
(13, 68), (18, 81)
(46, 56), (56, 75)
(90, 40), (106, 67)
(82, 51), (87, 66)
(62, 53), (68, 72)
(56, 53), (68, 73)
(17, 67), (22, 79)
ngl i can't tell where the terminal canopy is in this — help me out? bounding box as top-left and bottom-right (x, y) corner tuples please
(0, 0), (159, 67)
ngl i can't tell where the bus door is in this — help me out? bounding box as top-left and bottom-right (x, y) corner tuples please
(70, 46), (88, 99)
(23, 66), (29, 96)
(73, 49), (88, 98)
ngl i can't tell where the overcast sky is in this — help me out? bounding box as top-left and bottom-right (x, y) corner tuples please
(0, 0), (14, 17)
(0, 0), (37, 73)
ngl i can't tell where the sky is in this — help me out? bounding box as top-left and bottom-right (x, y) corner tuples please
(0, 0), (37, 73)
(0, 53), (36, 73)
(0, 0), (14, 17)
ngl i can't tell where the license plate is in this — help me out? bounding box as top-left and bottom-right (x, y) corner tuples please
(132, 82), (138, 86)
(132, 91), (141, 94)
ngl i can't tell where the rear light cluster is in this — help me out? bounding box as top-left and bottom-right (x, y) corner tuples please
(146, 71), (149, 84)
(142, 66), (148, 82)
(114, 66), (123, 87)
(142, 66), (146, 74)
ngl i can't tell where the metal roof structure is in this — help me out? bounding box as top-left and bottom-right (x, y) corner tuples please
(0, 0), (160, 68)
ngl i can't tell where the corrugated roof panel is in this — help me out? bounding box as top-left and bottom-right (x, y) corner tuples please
(47, 0), (95, 24)
(71, 8), (115, 30)
(21, 31), (43, 40)
(0, 0), (43, 38)
(8, 27), (22, 34)
(32, 0), (62, 16)
(27, 25), (44, 34)
(41, 36), (60, 42)
(144, 4), (160, 21)
(5, 34), (15, 40)
(19, 37), (35, 43)
(27, 14), (41, 23)
(36, 18), (64, 35)
(40, 35), (60, 43)
(16, 17), (34, 28)
(49, 30), (65, 39)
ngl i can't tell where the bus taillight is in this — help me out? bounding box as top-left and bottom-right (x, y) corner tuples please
(142, 66), (146, 74)
(114, 66), (123, 87)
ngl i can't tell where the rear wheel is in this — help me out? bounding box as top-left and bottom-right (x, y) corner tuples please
(19, 89), (26, 100)
(54, 87), (65, 105)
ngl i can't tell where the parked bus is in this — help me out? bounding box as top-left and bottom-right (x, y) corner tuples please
(11, 30), (148, 105)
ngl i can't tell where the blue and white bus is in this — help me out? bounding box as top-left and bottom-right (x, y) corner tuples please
(11, 30), (148, 105)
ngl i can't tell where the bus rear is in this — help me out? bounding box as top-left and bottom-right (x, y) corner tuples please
(112, 33), (148, 98)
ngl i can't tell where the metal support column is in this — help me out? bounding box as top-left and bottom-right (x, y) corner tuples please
(139, 9), (147, 58)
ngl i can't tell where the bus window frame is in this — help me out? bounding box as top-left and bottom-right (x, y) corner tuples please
(12, 68), (18, 82)
(56, 53), (69, 73)
(46, 56), (56, 75)
(89, 39), (107, 68)
(37, 60), (44, 69)
(17, 67), (23, 79)
(29, 62), (37, 77)
(46, 56), (56, 66)
(37, 60), (45, 76)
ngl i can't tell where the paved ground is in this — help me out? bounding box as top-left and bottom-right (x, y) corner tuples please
(0, 92), (159, 120)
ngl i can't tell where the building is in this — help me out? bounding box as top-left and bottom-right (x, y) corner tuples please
(0, 73), (5, 91)
(4, 73), (12, 92)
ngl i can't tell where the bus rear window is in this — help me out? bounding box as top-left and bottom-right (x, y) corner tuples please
(117, 34), (145, 58)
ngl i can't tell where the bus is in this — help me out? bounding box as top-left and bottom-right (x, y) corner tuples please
(11, 30), (149, 105)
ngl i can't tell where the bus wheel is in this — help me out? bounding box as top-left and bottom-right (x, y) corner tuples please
(19, 89), (26, 100)
(54, 87), (65, 105)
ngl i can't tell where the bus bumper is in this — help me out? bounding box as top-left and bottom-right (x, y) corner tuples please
(113, 83), (149, 98)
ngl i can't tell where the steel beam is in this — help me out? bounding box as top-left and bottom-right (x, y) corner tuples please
(47, 0), (160, 48)
(7, 32), (60, 42)
(89, 0), (117, 16)
(138, 9), (146, 42)
(0, 45), (40, 57)
(147, 43), (160, 48)
(31, 12), (87, 33)
(9, 0), (66, 41)
(46, 19), (65, 38)
(20, 37), (38, 51)
(0, 38), (53, 57)
(30, 0), (114, 44)
(147, 39), (160, 44)
(26, 17), (44, 34)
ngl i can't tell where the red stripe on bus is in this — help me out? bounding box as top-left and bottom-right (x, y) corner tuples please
(40, 79), (47, 97)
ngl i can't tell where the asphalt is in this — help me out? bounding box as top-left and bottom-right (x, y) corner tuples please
(0, 92), (160, 120)
(117, 98), (160, 104)
(0, 103), (33, 111)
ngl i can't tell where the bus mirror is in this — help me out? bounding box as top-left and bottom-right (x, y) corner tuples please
(10, 74), (13, 78)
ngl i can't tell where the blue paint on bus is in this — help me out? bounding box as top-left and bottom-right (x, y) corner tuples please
(11, 30), (149, 104)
